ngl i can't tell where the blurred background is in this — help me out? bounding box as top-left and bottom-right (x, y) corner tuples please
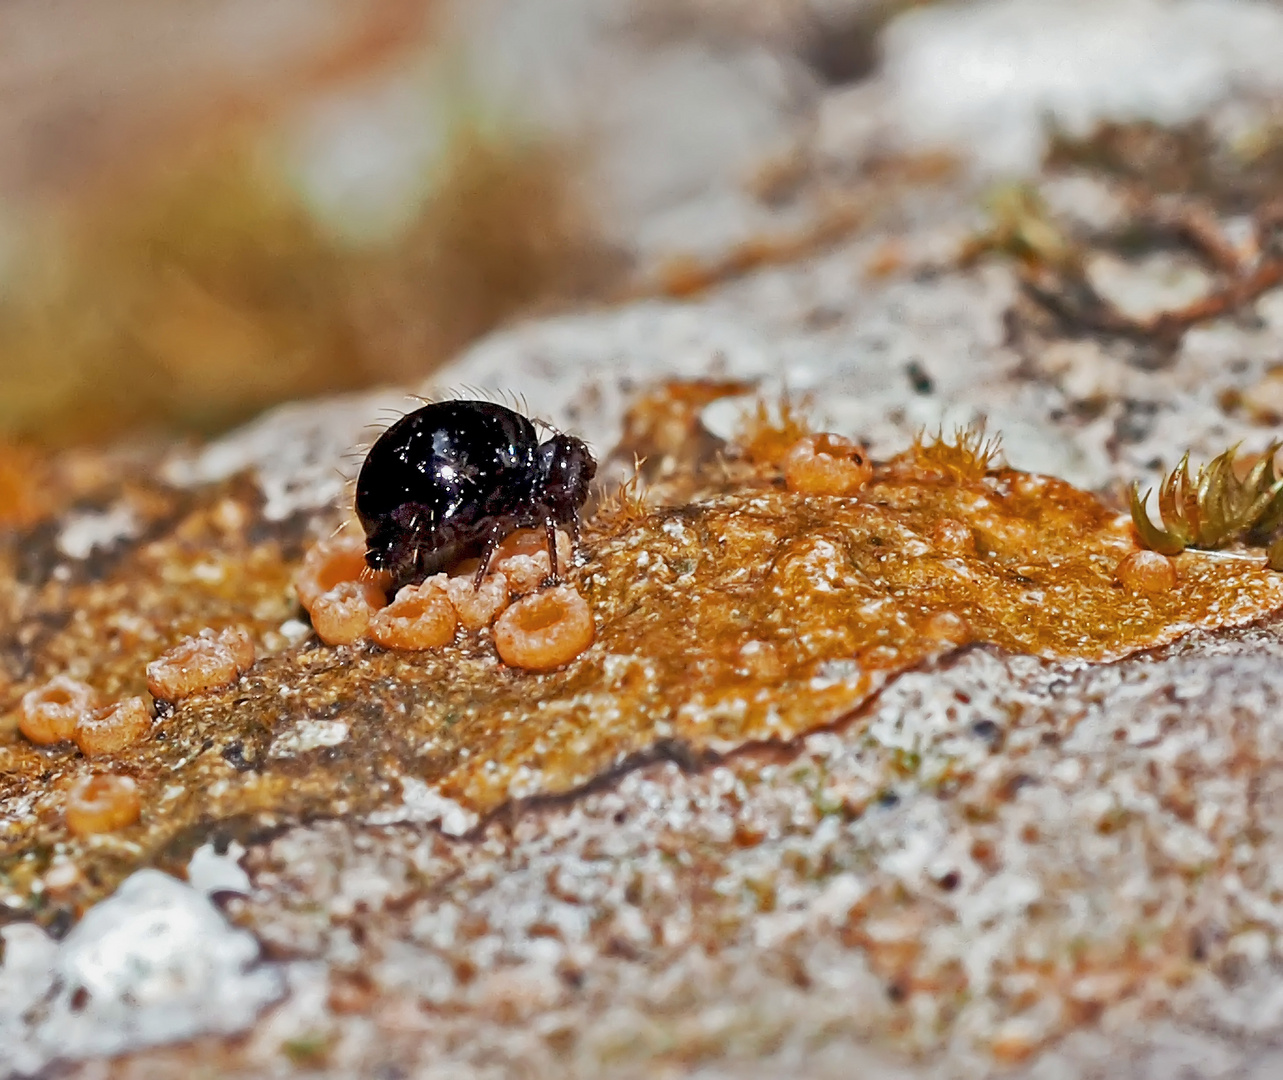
(7, 0), (1283, 458)
(0, 0), (919, 450)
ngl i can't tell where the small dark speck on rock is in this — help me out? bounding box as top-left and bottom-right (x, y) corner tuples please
(801, 10), (880, 85)
(222, 741), (258, 772)
(905, 360), (935, 395)
(971, 719), (1002, 745)
(1114, 398), (1160, 445)
(47, 908), (74, 940)
(1001, 772), (1036, 799)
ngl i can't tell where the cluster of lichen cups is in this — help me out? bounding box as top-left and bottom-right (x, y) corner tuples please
(785, 425), (1178, 594)
(295, 529), (595, 672)
(18, 626), (257, 837)
(20, 423), (1209, 846)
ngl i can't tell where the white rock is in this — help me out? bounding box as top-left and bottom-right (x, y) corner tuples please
(882, 0), (1283, 172)
(56, 503), (141, 561)
(186, 841), (252, 898)
(0, 870), (282, 1075)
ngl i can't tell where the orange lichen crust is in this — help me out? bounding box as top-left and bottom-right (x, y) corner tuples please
(5, 412), (1283, 921)
(494, 585), (595, 671)
(73, 696), (153, 757)
(369, 583), (458, 651)
(783, 433), (873, 495)
(0, 441), (53, 528)
(18, 676), (96, 745)
(146, 627), (255, 701)
(64, 774), (141, 836)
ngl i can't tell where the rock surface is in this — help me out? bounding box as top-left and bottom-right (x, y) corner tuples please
(11, 1), (1283, 1078)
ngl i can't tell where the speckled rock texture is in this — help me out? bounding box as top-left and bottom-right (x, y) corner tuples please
(13, 1), (1283, 1078)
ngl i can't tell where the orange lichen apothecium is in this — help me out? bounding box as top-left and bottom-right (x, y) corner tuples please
(784, 433), (873, 495)
(369, 582), (458, 650)
(438, 571), (510, 631)
(487, 528), (574, 596)
(146, 626), (256, 701)
(1115, 550), (1178, 593)
(74, 696), (153, 757)
(294, 525), (592, 667)
(64, 774), (142, 836)
(18, 676), (96, 745)
(494, 584), (595, 671)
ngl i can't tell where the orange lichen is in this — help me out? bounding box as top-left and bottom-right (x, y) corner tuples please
(919, 610), (971, 646)
(930, 517), (976, 554)
(146, 628), (253, 701)
(295, 533), (387, 611)
(215, 625), (256, 672)
(19, 677), (96, 746)
(1116, 550), (1178, 593)
(437, 572), (510, 631)
(614, 380), (755, 479)
(368, 583), (458, 651)
(73, 696), (153, 757)
(64, 774), (141, 836)
(494, 585), (595, 671)
(0, 441), (52, 527)
(783, 433), (873, 496)
(737, 639), (784, 681)
(309, 581), (377, 646)
(489, 529), (574, 596)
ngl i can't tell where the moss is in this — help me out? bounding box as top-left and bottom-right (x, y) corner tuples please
(1130, 442), (1283, 562)
(281, 1032), (331, 1067)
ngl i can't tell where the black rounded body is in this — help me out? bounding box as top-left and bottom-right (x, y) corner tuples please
(356, 400), (595, 590)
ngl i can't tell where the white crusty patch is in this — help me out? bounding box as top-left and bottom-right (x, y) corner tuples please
(56, 503), (141, 560)
(366, 776), (479, 836)
(269, 719), (349, 759)
(883, 0), (1283, 172)
(186, 841), (252, 897)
